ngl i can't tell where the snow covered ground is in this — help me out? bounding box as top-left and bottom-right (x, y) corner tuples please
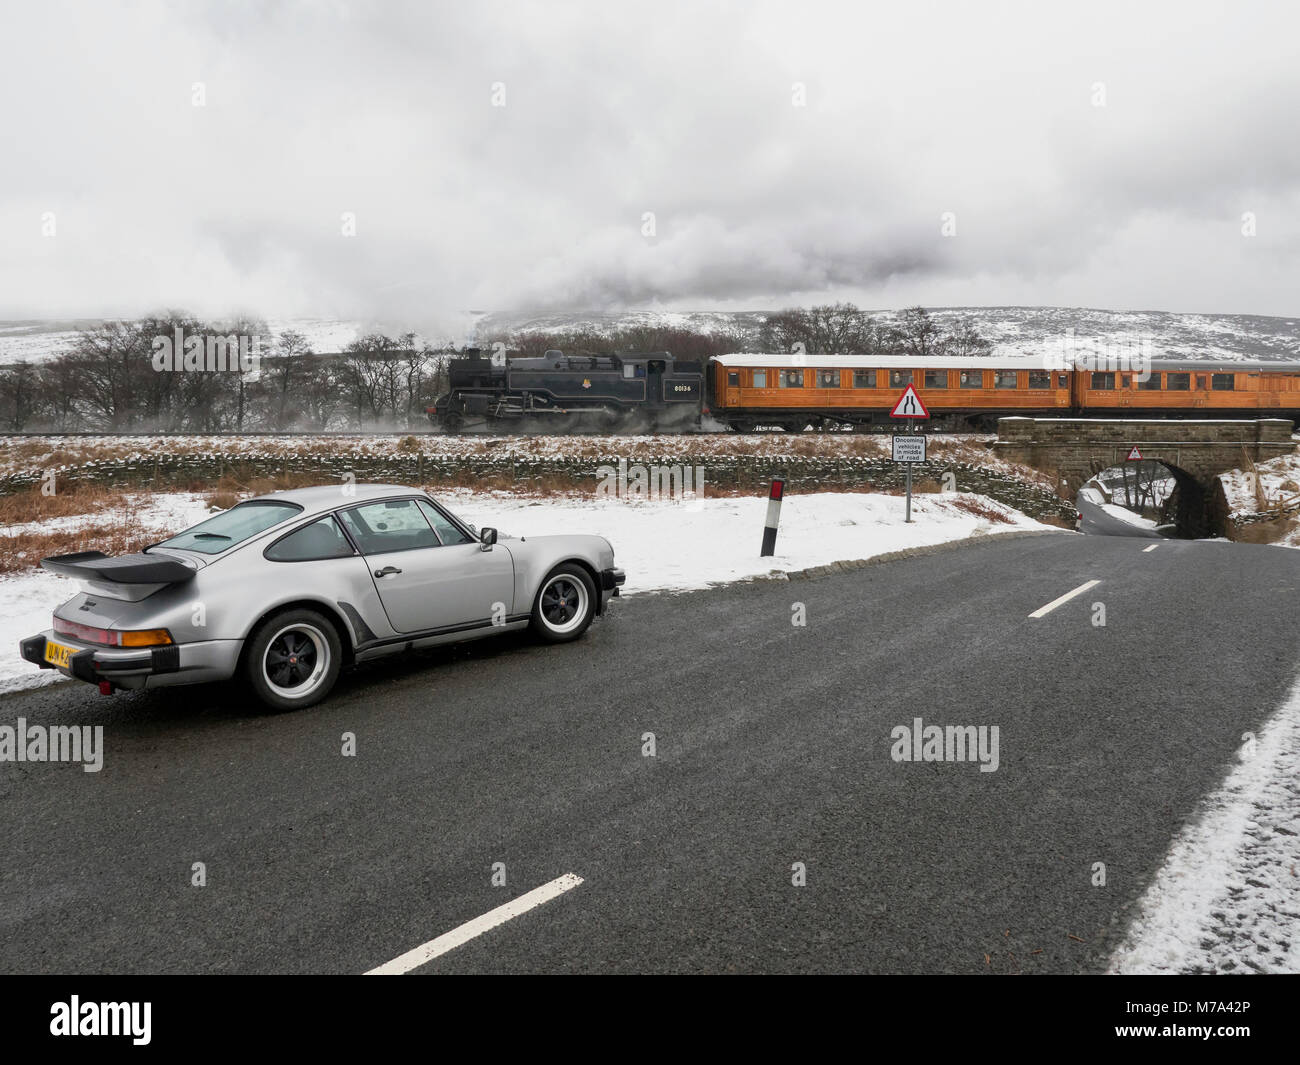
(443, 489), (1049, 594)
(0, 491), (212, 540)
(1221, 451), (1300, 517)
(1096, 502), (1159, 531)
(0, 488), (1051, 694)
(0, 571), (78, 694)
(1109, 670), (1300, 974)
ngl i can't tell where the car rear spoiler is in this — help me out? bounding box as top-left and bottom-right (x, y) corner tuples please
(40, 551), (197, 585)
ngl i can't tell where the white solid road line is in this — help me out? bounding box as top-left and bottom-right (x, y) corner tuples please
(1028, 579), (1101, 619)
(1143, 544), (1160, 553)
(364, 873), (585, 975)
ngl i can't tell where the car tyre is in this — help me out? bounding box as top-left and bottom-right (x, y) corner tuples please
(530, 565), (596, 643)
(245, 608), (342, 711)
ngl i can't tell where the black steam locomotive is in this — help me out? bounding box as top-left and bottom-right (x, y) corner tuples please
(427, 349), (704, 432)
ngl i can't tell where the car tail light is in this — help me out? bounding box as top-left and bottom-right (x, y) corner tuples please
(53, 617), (173, 647)
(53, 617), (113, 644)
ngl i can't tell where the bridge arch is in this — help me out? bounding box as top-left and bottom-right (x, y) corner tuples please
(994, 417), (1295, 538)
(1081, 458), (1207, 538)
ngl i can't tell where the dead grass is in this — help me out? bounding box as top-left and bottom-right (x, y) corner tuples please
(946, 496), (1015, 524)
(0, 522), (156, 575)
(1232, 514), (1296, 545)
(0, 483), (126, 526)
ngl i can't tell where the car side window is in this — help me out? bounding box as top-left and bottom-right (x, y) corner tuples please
(265, 516), (355, 561)
(416, 500), (473, 546)
(338, 500), (441, 554)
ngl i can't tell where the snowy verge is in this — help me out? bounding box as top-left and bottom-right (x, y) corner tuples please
(1, 489), (1055, 695)
(1108, 672), (1300, 974)
(0, 571), (78, 695)
(1097, 502), (1159, 530)
(445, 489), (1055, 595)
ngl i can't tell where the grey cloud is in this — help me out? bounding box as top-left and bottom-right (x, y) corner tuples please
(1, 0), (1298, 323)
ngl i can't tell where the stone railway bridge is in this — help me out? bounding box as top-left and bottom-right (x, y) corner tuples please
(992, 417), (1297, 536)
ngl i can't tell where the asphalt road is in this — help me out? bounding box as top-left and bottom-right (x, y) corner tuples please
(2, 531), (1298, 974)
(1076, 494), (1165, 538)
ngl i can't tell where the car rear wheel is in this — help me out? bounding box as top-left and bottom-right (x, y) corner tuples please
(245, 609), (342, 710)
(530, 565), (596, 643)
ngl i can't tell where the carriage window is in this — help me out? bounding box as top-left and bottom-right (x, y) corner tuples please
(752, 370), (767, 387)
(1137, 372), (1162, 390)
(1028, 370), (1051, 390)
(959, 370), (983, 389)
(1165, 372), (1190, 391)
(1091, 372), (1115, 390)
(994, 371), (1019, 389)
(817, 369), (840, 388)
(923, 370), (947, 389)
(890, 370), (913, 387)
(727, 372), (740, 387)
(779, 369), (804, 388)
(1211, 373), (1235, 391)
(853, 369), (876, 388)
(1196, 375), (1209, 390)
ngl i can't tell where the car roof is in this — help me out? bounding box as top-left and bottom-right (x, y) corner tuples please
(247, 484), (424, 517)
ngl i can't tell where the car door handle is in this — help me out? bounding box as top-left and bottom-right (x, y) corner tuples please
(374, 566), (402, 578)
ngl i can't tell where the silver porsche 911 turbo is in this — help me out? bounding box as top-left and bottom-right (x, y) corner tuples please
(19, 484), (624, 709)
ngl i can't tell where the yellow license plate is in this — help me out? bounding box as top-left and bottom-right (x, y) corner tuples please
(44, 641), (73, 669)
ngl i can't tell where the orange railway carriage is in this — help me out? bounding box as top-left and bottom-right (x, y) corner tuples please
(707, 355), (1300, 431)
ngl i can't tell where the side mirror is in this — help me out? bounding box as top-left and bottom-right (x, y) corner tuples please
(479, 527), (498, 550)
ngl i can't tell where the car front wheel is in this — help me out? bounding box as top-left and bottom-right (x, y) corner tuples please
(245, 608), (342, 710)
(530, 565), (596, 643)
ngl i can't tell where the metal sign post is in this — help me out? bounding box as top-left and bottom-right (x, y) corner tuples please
(889, 384), (930, 524)
(906, 421), (914, 523)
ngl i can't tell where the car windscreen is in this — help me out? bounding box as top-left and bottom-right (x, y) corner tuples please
(154, 500), (304, 555)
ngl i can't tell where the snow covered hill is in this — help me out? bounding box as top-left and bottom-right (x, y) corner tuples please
(477, 306), (1300, 364)
(3, 306), (1299, 365)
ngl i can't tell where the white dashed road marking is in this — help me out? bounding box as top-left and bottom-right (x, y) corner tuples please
(365, 873), (585, 974)
(1143, 544), (1159, 553)
(1028, 579), (1101, 619)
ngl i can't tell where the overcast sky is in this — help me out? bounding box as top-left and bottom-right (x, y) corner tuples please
(2, 0), (1298, 333)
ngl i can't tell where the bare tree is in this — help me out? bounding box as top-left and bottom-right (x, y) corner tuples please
(938, 316), (993, 357)
(759, 303), (878, 355)
(263, 329), (313, 429)
(890, 306), (940, 358)
(0, 361), (40, 430)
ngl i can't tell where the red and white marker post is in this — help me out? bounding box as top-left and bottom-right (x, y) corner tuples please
(761, 478), (784, 557)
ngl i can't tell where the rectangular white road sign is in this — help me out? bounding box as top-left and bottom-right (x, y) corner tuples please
(892, 434), (927, 463)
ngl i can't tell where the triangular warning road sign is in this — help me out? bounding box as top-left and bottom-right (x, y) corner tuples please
(889, 383), (930, 419)
(1126, 446), (1143, 461)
